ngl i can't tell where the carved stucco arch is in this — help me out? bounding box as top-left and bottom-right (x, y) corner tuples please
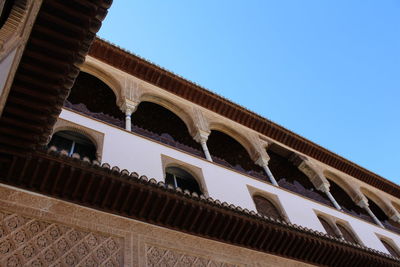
(80, 60), (124, 108)
(360, 187), (393, 216)
(208, 122), (259, 161)
(52, 119), (104, 161)
(323, 170), (359, 201)
(138, 93), (198, 138)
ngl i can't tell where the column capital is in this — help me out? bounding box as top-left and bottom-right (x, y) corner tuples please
(194, 130), (211, 143)
(255, 155), (270, 168)
(316, 183), (330, 193)
(355, 194), (369, 208)
(292, 155), (330, 192)
(390, 213), (400, 223)
(120, 99), (139, 115)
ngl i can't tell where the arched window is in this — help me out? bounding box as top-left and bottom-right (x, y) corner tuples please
(253, 195), (284, 221)
(66, 72), (124, 127)
(317, 216), (339, 237)
(266, 144), (331, 205)
(380, 239), (400, 258)
(336, 223), (359, 244)
(327, 179), (372, 222)
(131, 102), (202, 155)
(207, 130), (265, 178)
(165, 167), (202, 195)
(48, 131), (97, 161)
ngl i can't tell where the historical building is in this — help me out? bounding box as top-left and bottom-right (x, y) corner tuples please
(0, 0), (400, 266)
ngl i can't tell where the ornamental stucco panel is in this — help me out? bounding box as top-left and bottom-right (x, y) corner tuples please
(0, 210), (123, 267)
(146, 245), (239, 267)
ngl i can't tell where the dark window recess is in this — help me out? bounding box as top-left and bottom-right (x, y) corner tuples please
(0, 0), (15, 29)
(253, 195), (284, 221)
(131, 102), (202, 151)
(381, 239), (400, 258)
(207, 130), (266, 178)
(66, 72), (124, 122)
(48, 131), (97, 161)
(317, 216), (339, 237)
(337, 224), (358, 244)
(165, 167), (202, 195)
(267, 145), (331, 206)
(328, 179), (371, 222)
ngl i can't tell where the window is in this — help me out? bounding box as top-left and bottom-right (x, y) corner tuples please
(336, 223), (359, 244)
(165, 166), (202, 195)
(48, 130), (97, 161)
(253, 195), (284, 221)
(317, 216), (339, 237)
(380, 239), (400, 258)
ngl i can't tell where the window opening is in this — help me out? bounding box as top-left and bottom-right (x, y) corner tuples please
(253, 195), (284, 221)
(317, 216), (339, 237)
(381, 239), (400, 258)
(336, 224), (358, 244)
(165, 167), (202, 195)
(48, 131), (97, 161)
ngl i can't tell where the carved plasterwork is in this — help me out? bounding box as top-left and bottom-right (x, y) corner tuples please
(0, 210), (123, 267)
(146, 245), (239, 267)
(290, 154), (329, 192)
(123, 77), (142, 103)
(52, 118), (105, 161)
(192, 107), (211, 136)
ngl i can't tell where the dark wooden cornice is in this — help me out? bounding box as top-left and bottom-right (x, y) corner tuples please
(89, 38), (400, 198)
(0, 149), (398, 267)
(0, 0), (112, 152)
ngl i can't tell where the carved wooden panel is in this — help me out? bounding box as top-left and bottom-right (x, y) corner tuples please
(146, 245), (239, 267)
(0, 210), (123, 266)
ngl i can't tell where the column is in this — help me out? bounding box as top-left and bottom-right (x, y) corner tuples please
(125, 109), (133, 131)
(318, 184), (342, 211)
(256, 156), (279, 186)
(120, 100), (138, 132)
(357, 197), (384, 228)
(194, 130), (213, 162)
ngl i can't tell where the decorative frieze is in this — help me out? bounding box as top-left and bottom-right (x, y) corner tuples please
(0, 210), (123, 267)
(146, 245), (239, 267)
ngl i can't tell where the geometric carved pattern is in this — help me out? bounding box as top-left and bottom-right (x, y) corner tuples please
(146, 245), (239, 267)
(0, 210), (123, 267)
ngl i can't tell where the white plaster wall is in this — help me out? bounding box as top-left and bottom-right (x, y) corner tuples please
(0, 48), (17, 98)
(59, 108), (400, 255)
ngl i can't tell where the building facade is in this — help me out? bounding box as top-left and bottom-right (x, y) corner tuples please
(0, 1), (400, 266)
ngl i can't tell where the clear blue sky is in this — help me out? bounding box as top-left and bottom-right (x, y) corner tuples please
(98, 1), (400, 184)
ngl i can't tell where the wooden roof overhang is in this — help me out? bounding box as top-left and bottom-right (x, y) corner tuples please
(88, 38), (400, 198)
(0, 149), (399, 267)
(0, 0), (112, 153)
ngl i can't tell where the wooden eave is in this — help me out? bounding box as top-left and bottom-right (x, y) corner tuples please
(0, 0), (112, 153)
(88, 38), (400, 198)
(0, 149), (398, 267)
